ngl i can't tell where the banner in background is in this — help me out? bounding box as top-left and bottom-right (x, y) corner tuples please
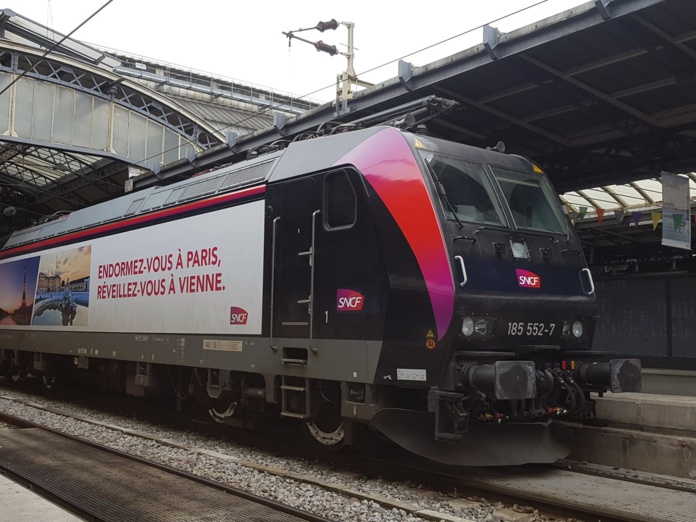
(661, 172), (691, 250)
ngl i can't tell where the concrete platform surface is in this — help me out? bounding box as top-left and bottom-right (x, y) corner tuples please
(566, 392), (696, 479)
(0, 474), (81, 521)
(595, 392), (696, 433)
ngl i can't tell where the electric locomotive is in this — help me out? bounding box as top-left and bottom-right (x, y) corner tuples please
(0, 123), (640, 466)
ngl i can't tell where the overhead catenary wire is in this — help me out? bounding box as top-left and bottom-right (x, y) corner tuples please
(0, 1), (115, 221)
(0, 0), (114, 99)
(5, 0), (548, 207)
(130, 0), (549, 171)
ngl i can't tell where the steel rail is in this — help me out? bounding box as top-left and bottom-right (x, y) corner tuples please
(0, 410), (331, 522)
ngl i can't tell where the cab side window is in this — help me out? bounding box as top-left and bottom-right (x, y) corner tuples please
(324, 171), (356, 229)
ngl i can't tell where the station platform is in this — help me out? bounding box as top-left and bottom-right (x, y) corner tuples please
(640, 369), (696, 397)
(566, 392), (696, 479)
(0, 474), (81, 521)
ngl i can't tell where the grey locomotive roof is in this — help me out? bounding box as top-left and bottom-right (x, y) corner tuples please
(417, 134), (533, 173)
(3, 150), (283, 251)
(266, 127), (386, 183)
(3, 127), (533, 251)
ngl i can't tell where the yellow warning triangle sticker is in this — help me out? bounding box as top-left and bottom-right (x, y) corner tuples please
(414, 138), (426, 149)
(426, 329), (436, 339)
(532, 163), (544, 174)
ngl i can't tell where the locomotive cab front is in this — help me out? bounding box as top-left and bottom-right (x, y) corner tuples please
(371, 131), (639, 465)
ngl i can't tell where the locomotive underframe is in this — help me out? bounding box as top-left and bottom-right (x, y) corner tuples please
(0, 337), (640, 427)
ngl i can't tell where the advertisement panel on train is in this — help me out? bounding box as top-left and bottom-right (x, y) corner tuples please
(0, 201), (265, 335)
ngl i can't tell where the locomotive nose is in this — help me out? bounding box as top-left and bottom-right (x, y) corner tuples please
(458, 360), (537, 400)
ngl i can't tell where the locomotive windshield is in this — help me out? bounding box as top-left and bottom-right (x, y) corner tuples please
(491, 167), (568, 234)
(421, 152), (508, 226)
(420, 150), (568, 235)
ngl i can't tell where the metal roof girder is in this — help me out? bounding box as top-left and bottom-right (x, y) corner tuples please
(28, 158), (126, 207)
(609, 77), (678, 100)
(431, 118), (487, 142)
(600, 185), (628, 208)
(477, 83), (537, 104)
(398, 60), (414, 91)
(28, 148), (115, 197)
(0, 9), (13, 39)
(5, 52), (114, 102)
(498, 55), (632, 135)
(433, 85), (571, 147)
(2, 158), (59, 188)
(565, 48), (649, 77)
(2, 45), (223, 151)
(273, 113), (287, 135)
(0, 171), (44, 197)
(0, 169), (87, 207)
(632, 14), (696, 63)
(420, 0), (668, 87)
(483, 25), (501, 60)
(140, 146), (198, 184)
(134, 0), (670, 190)
(587, 226), (639, 246)
(0, 142), (30, 166)
(225, 131), (237, 148)
(628, 180), (656, 205)
(519, 53), (659, 127)
(595, 0), (616, 21)
(575, 189), (600, 210)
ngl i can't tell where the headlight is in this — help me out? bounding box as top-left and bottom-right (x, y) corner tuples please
(461, 316), (493, 339)
(572, 320), (583, 338)
(462, 317), (475, 336)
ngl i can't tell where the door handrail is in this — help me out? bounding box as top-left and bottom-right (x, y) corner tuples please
(270, 216), (280, 350)
(580, 267), (595, 295)
(308, 210), (320, 341)
(455, 255), (468, 288)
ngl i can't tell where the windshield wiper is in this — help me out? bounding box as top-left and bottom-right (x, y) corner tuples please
(438, 181), (463, 229)
(424, 163), (463, 229)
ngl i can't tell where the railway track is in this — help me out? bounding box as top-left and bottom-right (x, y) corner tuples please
(2, 385), (695, 522)
(327, 446), (696, 522)
(0, 410), (330, 522)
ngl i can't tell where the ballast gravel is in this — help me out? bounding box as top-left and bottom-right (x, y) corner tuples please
(0, 387), (579, 522)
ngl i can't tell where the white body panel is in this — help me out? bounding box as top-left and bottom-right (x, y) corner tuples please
(0, 202), (265, 335)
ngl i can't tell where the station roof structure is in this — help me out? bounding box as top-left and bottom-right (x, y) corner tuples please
(0, 9), (317, 235)
(1, 0), (696, 267)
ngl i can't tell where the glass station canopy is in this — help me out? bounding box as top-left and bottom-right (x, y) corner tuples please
(560, 175), (696, 220)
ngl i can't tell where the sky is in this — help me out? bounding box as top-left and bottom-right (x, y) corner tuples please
(15, 0), (587, 102)
(0, 256), (40, 310)
(37, 245), (91, 281)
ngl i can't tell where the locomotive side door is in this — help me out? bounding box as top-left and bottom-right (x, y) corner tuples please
(273, 177), (320, 340)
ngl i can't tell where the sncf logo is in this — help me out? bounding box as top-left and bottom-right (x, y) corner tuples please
(516, 269), (541, 289)
(337, 289), (364, 311)
(230, 307), (249, 325)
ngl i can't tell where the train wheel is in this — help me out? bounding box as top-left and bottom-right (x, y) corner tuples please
(41, 373), (57, 389)
(10, 365), (25, 383)
(304, 382), (345, 449)
(209, 392), (239, 423)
